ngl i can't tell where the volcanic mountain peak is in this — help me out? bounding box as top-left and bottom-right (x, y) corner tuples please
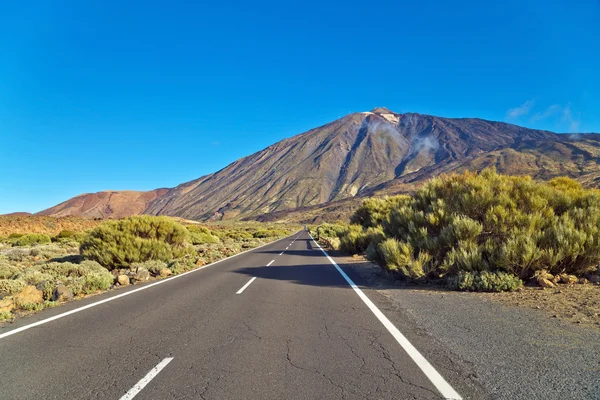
(37, 108), (600, 222)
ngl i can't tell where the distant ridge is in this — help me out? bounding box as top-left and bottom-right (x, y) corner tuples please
(38, 189), (169, 219)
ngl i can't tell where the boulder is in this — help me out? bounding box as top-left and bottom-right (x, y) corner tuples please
(578, 277), (590, 285)
(0, 297), (14, 313)
(536, 270), (554, 280)
(52, 285), (73, 302)
(117, 275), (130, 286)
(132, 267), (150, 282)
(537, 277), (556, 288)
(559, 274), (578, 284)
(14, 285), (43, 308)
(585, 274), (600, 283)
(159, 268), (172, 277)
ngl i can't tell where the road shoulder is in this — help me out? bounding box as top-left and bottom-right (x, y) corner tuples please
(333, 253), (600, 400)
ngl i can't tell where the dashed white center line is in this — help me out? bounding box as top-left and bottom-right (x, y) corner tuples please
(267, 259), (275, 266)
(120, 357), (174, 400)
(279, 252), (284, 256)
(236, 277), (257, 294)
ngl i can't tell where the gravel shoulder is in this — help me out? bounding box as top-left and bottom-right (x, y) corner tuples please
(337, 254), (600, 400)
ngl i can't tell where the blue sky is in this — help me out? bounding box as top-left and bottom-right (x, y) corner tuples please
(1, 0), (599, 214)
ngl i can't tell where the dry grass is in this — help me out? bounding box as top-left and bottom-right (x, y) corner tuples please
(0, 216), (101, 236)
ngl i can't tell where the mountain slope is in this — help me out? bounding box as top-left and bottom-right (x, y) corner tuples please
(38, 189), (169, 219)
(37, 108), (600, 222)
(146, 108), (578, 220)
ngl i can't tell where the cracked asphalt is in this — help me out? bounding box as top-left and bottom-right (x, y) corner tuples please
(0, 232), (486, 399)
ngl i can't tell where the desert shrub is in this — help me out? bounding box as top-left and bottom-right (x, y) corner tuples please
(16, 270), (54, 286)
(0, 278), (26, 296)
(53, 230), (76, 241)
(8, 233), (24, 239)
(351, 196), (410, 228)
(80, 216), (193, 269)
(186, 225), (221, 245)
(31, 260), (114, 296)
(29, 244), (68, 260)
(131, 260), (168, 276)
(0, 264), (20, 279)
(374, 169), (600, 280)
(374, 239), (431, 280)
(188, 230), (220, 245)
(314, 223), (346, 241)
(339, 225), (385, 254)
(13, 234), (51, 247)
(446, 271), (522, 292)
(167, 258), (196, 275)
(3, 248), (31, 262)
(38, 280), (57, 301)
(0, 311), (12, 321)
(82, 271), (113, 293)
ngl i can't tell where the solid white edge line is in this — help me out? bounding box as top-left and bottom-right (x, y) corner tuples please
(119, 357), (174, 400)
(0, 232), (302, 340)
(309, 234), (462, 400)
(267, 260), (275, 266)
(236, 277), (257, 294)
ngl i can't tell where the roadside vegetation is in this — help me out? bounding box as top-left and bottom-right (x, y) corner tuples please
(311, 169), (600, 292)
(0, 216), (296, 321)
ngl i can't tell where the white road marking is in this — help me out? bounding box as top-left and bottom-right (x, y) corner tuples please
(279, 252), (284, 256)
(310, 234), (462, 400)
(267, 260), (275, 266)
(120, 357), (173, 400)
(0, 232), (302, 340)
(236, 277), (257, 294)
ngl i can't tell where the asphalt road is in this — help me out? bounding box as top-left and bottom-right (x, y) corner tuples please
(0, 231), (479, 399)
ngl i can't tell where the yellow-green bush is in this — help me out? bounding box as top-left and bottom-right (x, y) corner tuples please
(13, 233), (51, 247)
(0, 278), (26, 296)
(446, 271), (522, 292)
(80, 216), (193, 269)
(186, 225), (220, 244)
(0, 263), (19, 279)
(344, 169), (600, 289)
(350, 195), (410, 228)
(339, 225), (385, 254)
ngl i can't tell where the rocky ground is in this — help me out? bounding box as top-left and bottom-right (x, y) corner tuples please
(336, 253), (600, 400)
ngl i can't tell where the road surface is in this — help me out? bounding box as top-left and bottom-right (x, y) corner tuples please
(0, 231), (476, 399)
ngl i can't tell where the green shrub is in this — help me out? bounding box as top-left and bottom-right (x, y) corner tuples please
(8, 233), (24, 239)
(80, 216), (193, 269)
(446, 271), (522, 292)
(374, 238), (431, 280)
(0, 278), (26, 296)
(13, 234), (51, 247)
(189, 231), (220, 245)
(16, 270), (54, 286)
(53, 230), (76, 241)
(353, 169), (600, 287)
(314, 223), (346, 241)
(0, 264), (20, 279)
(0, 311), (12, 321)
(82, 271), (113, 293)
(351, 196), (411, 228)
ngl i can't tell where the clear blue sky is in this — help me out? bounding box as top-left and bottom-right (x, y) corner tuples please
(1, 0), (599, 214)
